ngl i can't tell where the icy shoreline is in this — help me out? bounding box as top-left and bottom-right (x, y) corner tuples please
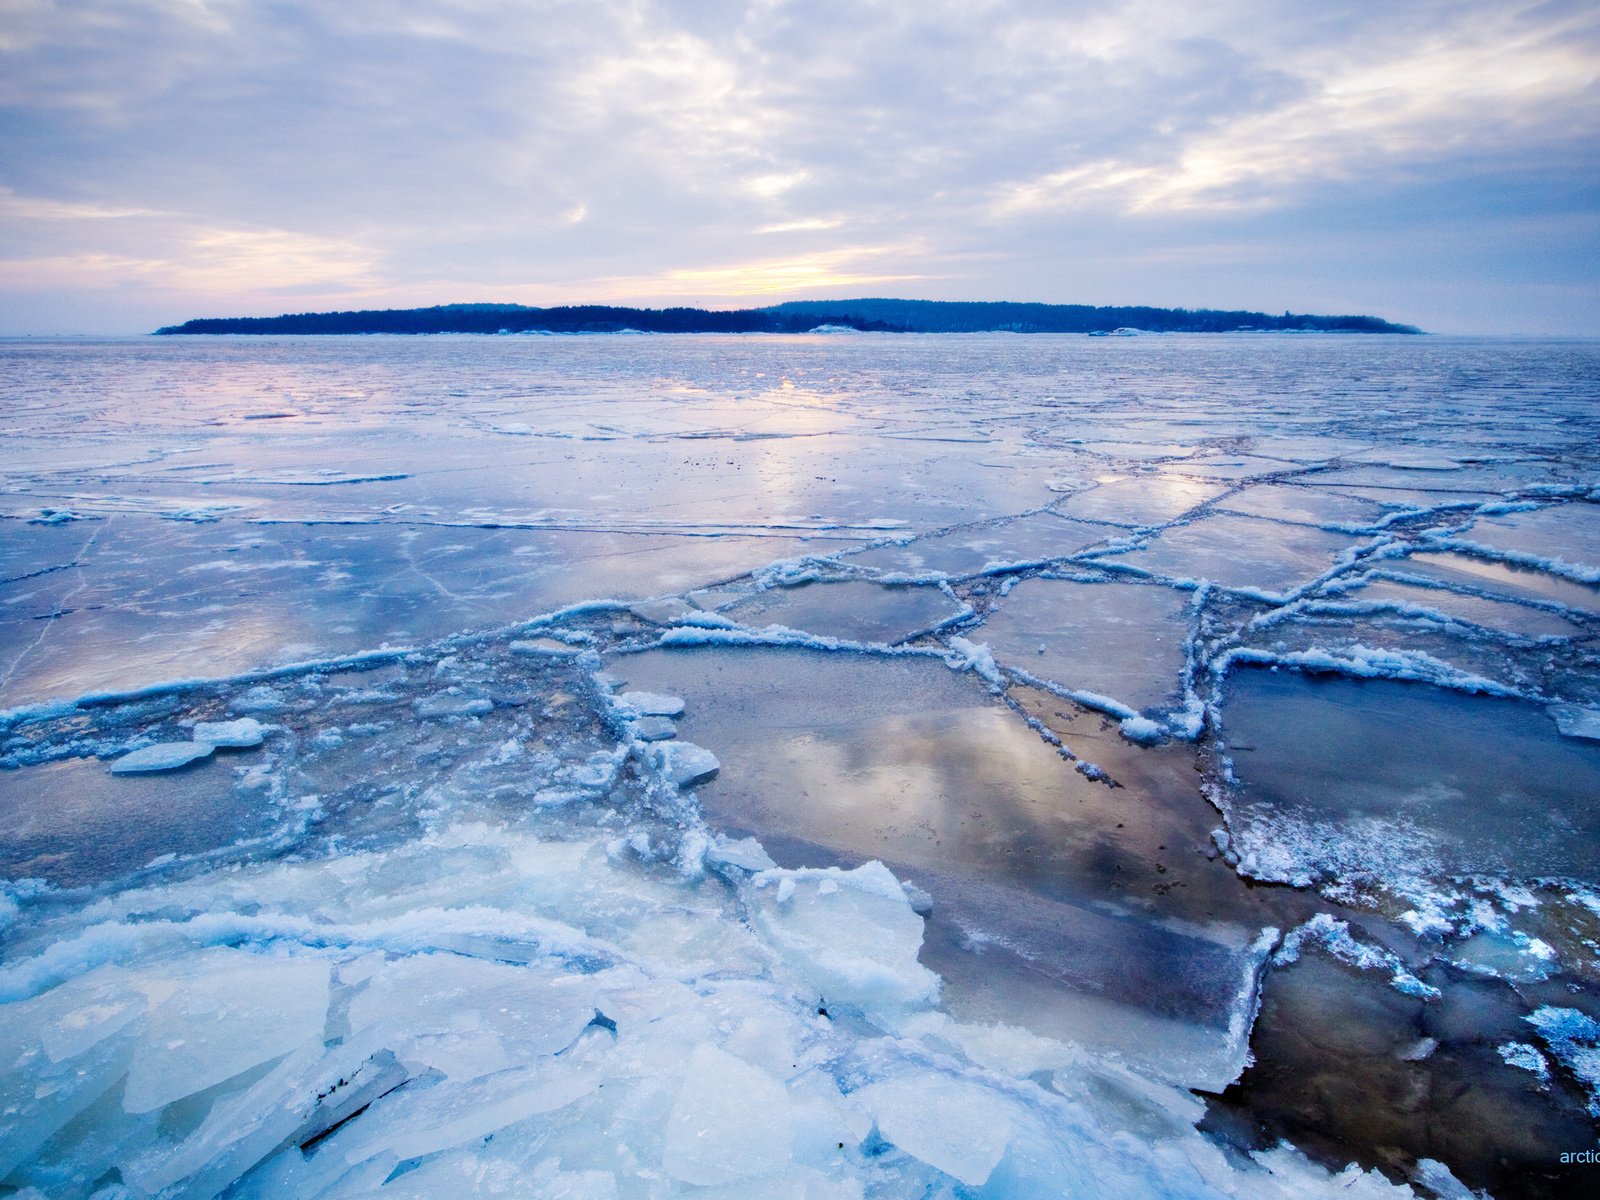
(0, 637), (1417, 1200)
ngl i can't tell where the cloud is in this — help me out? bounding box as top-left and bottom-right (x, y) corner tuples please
(0, 203), (377, 296)
(1, 0), (1597, 332)
(606, 244), (934, 301)
(993, 6), (1600, 215)
(0, 186), (168, 221)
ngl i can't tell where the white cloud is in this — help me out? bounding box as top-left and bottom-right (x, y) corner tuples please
(758, 217), (845, 234)
(745, 171), (809, 198)
(1, 1), (1597, 332)
(994, 7), (1600, 215)
(0, 212), (376, 296)
(0, 187), (169, 221)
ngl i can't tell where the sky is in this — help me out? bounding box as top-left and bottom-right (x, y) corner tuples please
(1, 0), (1597, 336)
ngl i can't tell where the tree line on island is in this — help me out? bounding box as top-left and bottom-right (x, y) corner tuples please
(155, 298), (1421, 336)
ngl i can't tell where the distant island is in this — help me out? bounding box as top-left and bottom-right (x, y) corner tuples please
(155, 299), (1421, 336)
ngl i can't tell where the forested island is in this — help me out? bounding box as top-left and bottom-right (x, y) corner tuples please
(155, 299), (1421, 336)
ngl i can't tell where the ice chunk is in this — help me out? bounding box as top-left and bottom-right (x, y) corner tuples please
(123, 949), (332, 1114)
(413, 692), (494, 718)
(651, 741), (719, 787)
(749, 862), (937, 1015)
(1497, 1041), (1550, 1079)
(231, 685), (289, 714)
(1549, 703), (1600, 742)
(617, 690), (686, 717)
(121, 1035), (409, 1197)
(109, 741), (215, 774)
(1119, 716), (1164, 745)
(509, 637), (583, 656)
(855, 1072), (1012, 1186)
(0, 967), (145, 1179)
(705, 835), (778, 873)
(329, 1060), (601, 1166)
(628, 714), (677, 741)
(1525, 1006), (1600, 1114)
(630, 597), (698, 626)
(369, 1152), (620, 1200)
(348, 954), (599, 1063)
(662, 1043), (794, 1185)
(1413, 1158), (1486, 1200)
(192, 717), (266, 747)
(237, 1146), (399, 1198)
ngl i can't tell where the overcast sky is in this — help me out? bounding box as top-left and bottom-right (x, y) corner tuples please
(2, 0), (1597, 335)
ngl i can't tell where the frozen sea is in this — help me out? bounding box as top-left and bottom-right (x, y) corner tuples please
(1, 332), (1598, 1199)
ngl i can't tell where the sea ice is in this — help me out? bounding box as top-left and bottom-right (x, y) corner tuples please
(108, 741), (215, 774)
(855, 1072), (1014, 1186)
(123, 948), (332, 1113)
(413, 692), (494, 718)
(748, 862), (938, 1015)
(6, 333), (1599, 1197)
(1103, 512), (1361, 596)
(650, 741), (719, 787)
(616, 690), (686, 718)
(846, 514), (1109, 579)
(977, 577), (1191, 713)
(1221, 669), (1600, 886)
(347, 954), (599, 1064)
(627, 714), (677, 740)
(1120, 716), (1165, 744)
(329, 1060), (603, 1167)
(1525, 1006), (1600, 1114)
(1214, 483), (1388, 530)
(724, 579), (964, 643)
(629, 597), (699, 626)
(704, 835), (778, 873)
(192, 717), (267, 747)
(1549, 703), (1600, 741)
(1336, 577), (1586, 638)
(1394, 550), (1600, 614)
(1452, 504), (1600, 577)
(0, 967), (144, 1179)
(1056, 475), (1227, 527)
(509, 637), (585, 657)
(662, 1043), (794, 1185)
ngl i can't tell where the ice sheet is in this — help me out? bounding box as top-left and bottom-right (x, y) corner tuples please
(1220, 668), (1600, 886)
(1389, 550), (1600, 614)
(1102, 513), (1362, 596)
(844, 513), (1112, 578)
(1055, 475), (1228, 527)
(976, 578), (1191, 712)
(1334, 578), (1587, 639)
(5, 333), (1600, 1199)
(723, 579), (964, 643)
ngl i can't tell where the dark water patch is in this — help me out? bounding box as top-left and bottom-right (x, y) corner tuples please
(0, 754), (271, 887)
(1222, 668), (1600, 885)
(1204, 955), (1598, 1200)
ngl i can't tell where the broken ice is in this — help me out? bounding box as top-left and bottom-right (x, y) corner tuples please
(4, 332), (1599, 1199)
